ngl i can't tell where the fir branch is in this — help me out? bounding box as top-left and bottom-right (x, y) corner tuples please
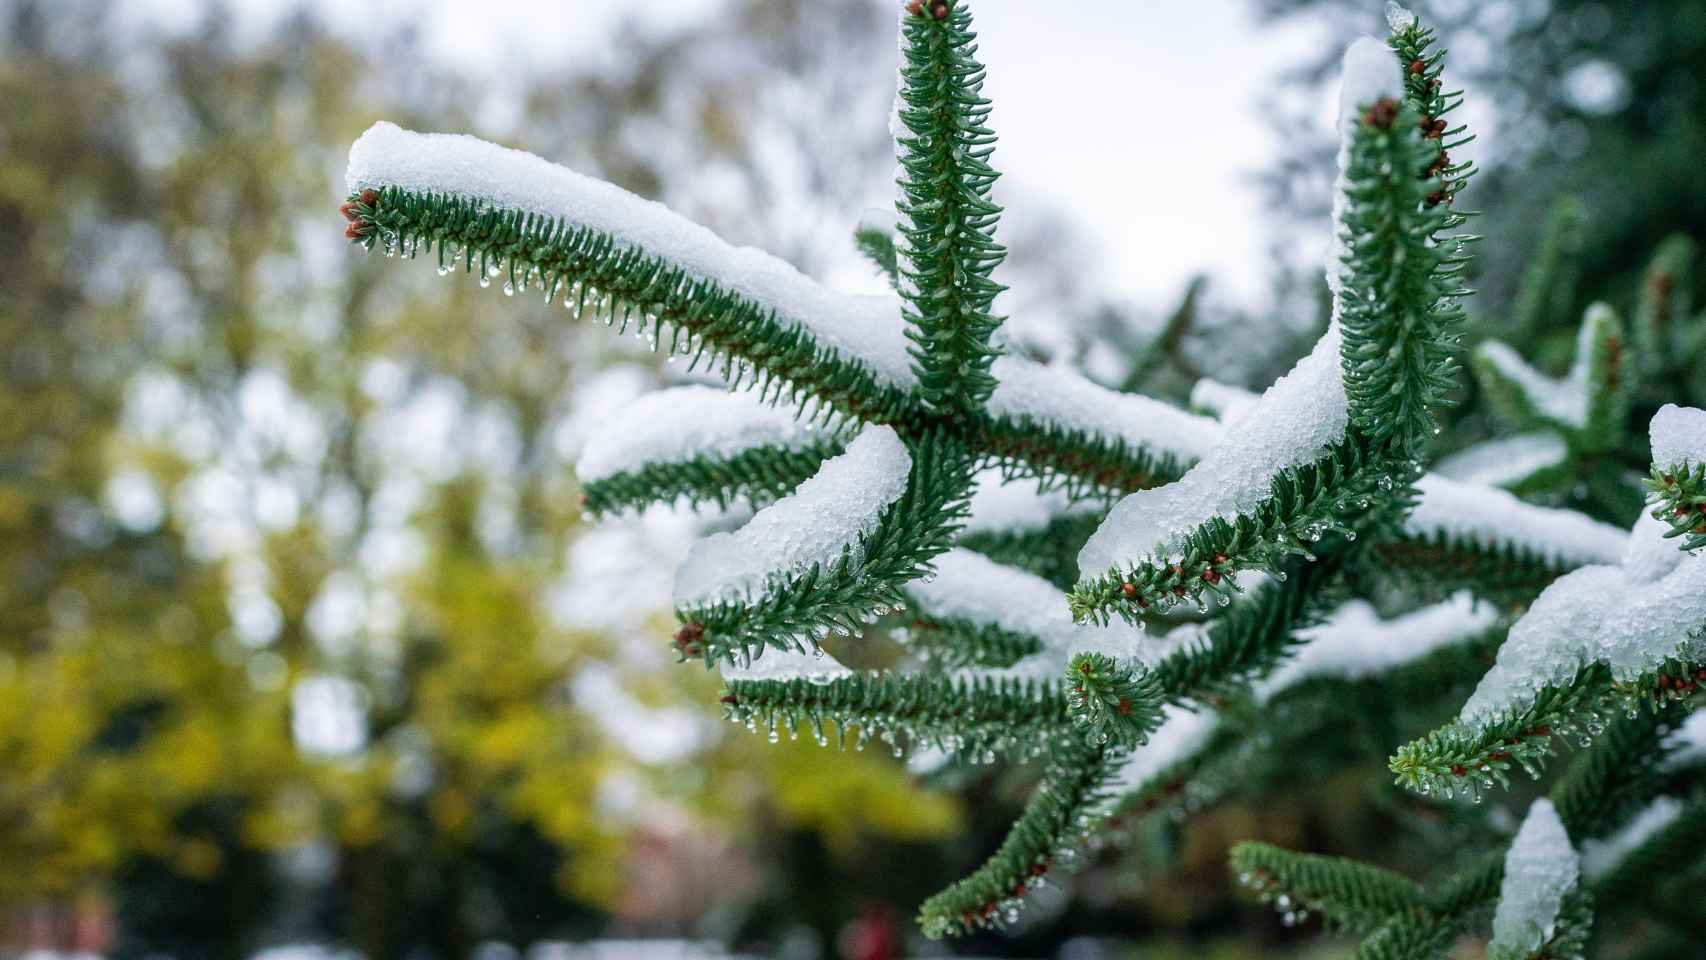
(1066, 653), (1165, 749)
(345, 186), (917, 424)
(719, 668), (1069, 755)
(1507, 197), (1586, 340)
(1547, 701), (1682, 841)
(580, 438), (842, 515)
(1392, 658), (1706, 802)
(957, 512), (1102, 591)
(916, 739), (1118, 939)
(1389, 661), (1615, 802)
(1647, 460), (1706, 553)
(852, 217), (900, 290)
(1472, 305), (1629, 453)
(1633, 235), (1696, 377)
(1588, 795), (1706, 909)
(890, 610), (1043, 669)
(1231, 843), (1424, 935)
(1371, 531), (1582, 607)
(1147, 545), (1351, 706)
(978, 412), (1194, 497)
(1335, 96), (1470, 450)
(895, 0), (1008, 414)
(1070, 439), (1391, 625)
(1387, 17), (1476, 217)
(677, 430), (975, 663)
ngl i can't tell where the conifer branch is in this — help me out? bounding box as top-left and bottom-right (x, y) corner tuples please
(677, 430), (975, 663)
(1066, 653), (1165, 749)
(343, 186), (918, 424)
(1473, 305), (1629, 453)
(895, 0), (1008, 414)
(1508, 197), (1585, 340)
(1371, 531), (1587, 606)
(1231, 843), (1424, 935)
(1647, 460), (1706, 553)
(1633, 235), (1695, 378)
(1336, 97), (1469, 449)
(580, 438), (842, 515)
(891, 611), (1042, 668)
(852, 215), (900, 290)
(916, 739), (1117, 938)
(719, 668), (1069, 755)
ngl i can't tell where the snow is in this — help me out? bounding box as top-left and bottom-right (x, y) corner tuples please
(719, 643), (853, 685)
(1188, 378), (1259, 422)
(1254, 593), (1495, 702)
(986, 354), (1222, 467)
(856, 206), (898, 237)
(1650, 403), (1706, 470)
(673, 425), (911, 609)
(1384, 2), (1417, 33)
(1075, 39), (1397, 579)
(1106, 704), (1217, 793)
(1432, 432), (1568, 488)
(1670, 709), (1706, 768)
(1457, 511), (1706, 725)
(1580, 796), (1681, 881)
(1406, 473), (1627, 569)
(347, 122), (918, 389)
(575, 385), (829, 483)
(961, 468), (1101, 536)
(1076, 326), (1348, 574)
(909, 549), (1148, 675)
(1491, 798), (1579, 958)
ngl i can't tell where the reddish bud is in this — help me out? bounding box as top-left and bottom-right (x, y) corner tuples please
(1409, 58), (1426, 75)
(1363, 97), (1399, 130)
(1120, 582), (1137, 598)
(1450, 764), (1467, 777)
(359, 188), (379, 206)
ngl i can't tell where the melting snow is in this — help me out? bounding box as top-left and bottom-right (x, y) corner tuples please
(576, 385), (830, 484)
(1491, 798), (1579, 958)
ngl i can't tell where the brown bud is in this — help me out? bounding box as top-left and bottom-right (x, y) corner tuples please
(1120, 582), (1137, 598)
(905, 0), (924, 14)
(932, 1), (949, 18)
(1409, 58), (1426, 75)
(360, 188), (379, 206)
(338, 201), (358, 221)
(1363, 97), (1399, 130)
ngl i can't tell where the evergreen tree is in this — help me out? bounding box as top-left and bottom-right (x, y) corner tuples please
(343, 1), (1706, 952)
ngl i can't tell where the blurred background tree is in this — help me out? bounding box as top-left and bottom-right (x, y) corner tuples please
(3, 0), (1700, 957)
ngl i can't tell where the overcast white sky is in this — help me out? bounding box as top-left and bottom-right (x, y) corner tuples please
(138, 0), (1394, 311)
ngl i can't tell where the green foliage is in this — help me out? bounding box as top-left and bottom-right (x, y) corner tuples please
(580, 436), (843, 515)
(894, 0), (1008, 414)
(1230, 843), (1422, 935)
(1066, 652), (1165, 749)
(1647, 458), (1706, 552)
(340, 0), (1706, 953)
(1335, 97), (1469, 450)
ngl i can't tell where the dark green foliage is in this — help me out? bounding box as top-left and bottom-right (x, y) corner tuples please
(1065, 652), (1164, 749)
(1230, 843), (1423, 935)
(1389, 662), (1613, 801)
(894, 0), (1007, 415)
(891, 611), (1042, 668)
(852, 218), (899, 290)
(1647, 459), (1706, 553)
(1633, 235), (1695, 380)
(1472, 304), (1630, 455)
(349, 186), (919, 424)
(1148, 546), (1351, 707)
(579, 437), (842, 515)
(1370, 530), (1585, 607)
(720, 668), (1069, 756)
(679, 430), (976, 663)
(978, 412), (1194, 496)
(1071, 439), (1392, 625)
(1335, 98), (1470, 450)
(1508, 198), (1586, 340)
(915, 739), (1117, 938)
